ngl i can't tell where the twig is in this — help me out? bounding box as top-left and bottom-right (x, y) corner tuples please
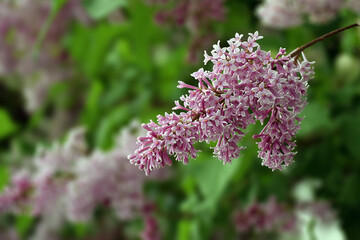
(289, 23), (360, 58)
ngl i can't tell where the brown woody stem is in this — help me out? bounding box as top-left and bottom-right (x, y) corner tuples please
(289, 23), (360, 58)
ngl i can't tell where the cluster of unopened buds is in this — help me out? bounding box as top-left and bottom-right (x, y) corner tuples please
(129, 31), (315, 175)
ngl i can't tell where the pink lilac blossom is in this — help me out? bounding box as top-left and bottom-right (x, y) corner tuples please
(233, 197), (336, 238)
(256, 0), (302, 28)
(257, 0), (356, 28)
(66, 121), (146, 221)
(155, 0), (225, 28)
(66, 149), (144, 222)
(0, 229), (19, 240)
(0, 170), (32, 213)
(297, 201), (336, 224)
(0, 121), (161, 238)
(31, 127), (87, 215)
(29, 202), (65, 240)
(233, 197), (297, 235)
(347, 0), (360, 13)
(298, 0), (344, 23)
(0, 127), (87, 215)
(129, 32), (315, 175)
(141, 203), (161, 240)
(0, 121), (150, 226)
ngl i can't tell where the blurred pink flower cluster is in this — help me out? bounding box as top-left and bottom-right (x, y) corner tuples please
(0, 121), (160, 238)
(233, 197), (296, 235)
(141, 203), (161, 240)
(257, 0), (360, 28)
(146, 0), (226, 62)
(0, 0), (90, 111)
(0, 229), (18, 240)
(233, 197), (336, 238)
(129, 32), (314, 175)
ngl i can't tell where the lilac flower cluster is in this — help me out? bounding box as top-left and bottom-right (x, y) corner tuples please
(0, 170), (32, 214)
(0, 0), (90, 111)
(0, 229), (18, 240)
(0, 122), (148, 224)
(146, 0), (226, 62)
(141, 203), (161, 240)
(297, 201), (336, 224)
(257, 0), (359, 28)
(152, 0), (225, 27)
(66, 148), (144, 222)
(233, 197), (296, 235)
(0, 127), (87, 215)
(233, 197), (336, 238)
(347, 0), (360, 13)
(129, 32), (315, 175)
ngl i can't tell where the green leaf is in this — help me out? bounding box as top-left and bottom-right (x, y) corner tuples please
(16, 214), (34, 238)
(0, 108), (18, 140)
(195, 158), (239, 205)
(183, 152), (240, 215)
(190, 220), (203, 240)
(298, 102), (332, 137)
(66, 24), (124, 78)
(95, 105), (130, 149)
(176, 220), (191, 240)
(32, 0), (69, 55)
(339, 173), (360, 207)
(176, 219), (203, 240)
(307, 217), (317, 240)
(342, 107), (360, 158)
(73, 222), (90, 238)
(82, 0), (127, 19)
(0, 167), (10, 192)
(127, 0), (158, 71)
(81, 80), (104, 127)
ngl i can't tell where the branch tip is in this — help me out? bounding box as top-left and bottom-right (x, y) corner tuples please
(289, 23), (360, 59)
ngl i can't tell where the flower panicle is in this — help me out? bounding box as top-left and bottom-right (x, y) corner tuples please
(129, 31), (315, 175)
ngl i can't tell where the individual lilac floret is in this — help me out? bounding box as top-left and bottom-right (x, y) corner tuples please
(129, 32), (315, 175)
